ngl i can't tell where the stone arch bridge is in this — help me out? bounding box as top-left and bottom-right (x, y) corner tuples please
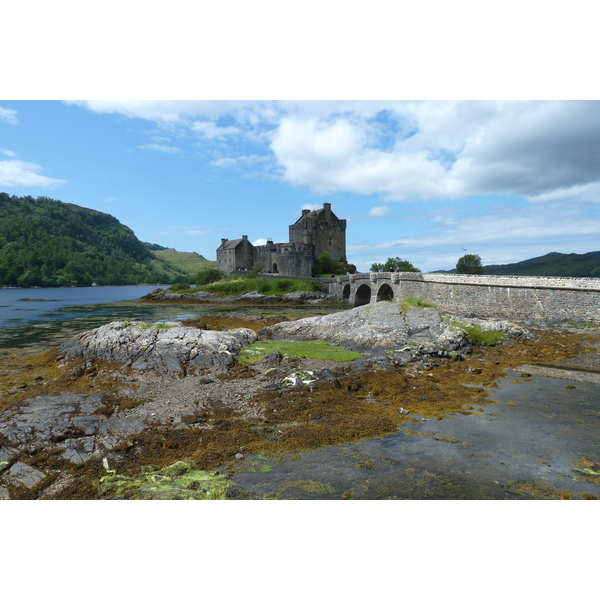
(321, 272), (600, 324)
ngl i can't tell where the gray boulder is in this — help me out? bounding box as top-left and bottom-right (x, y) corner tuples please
(260, 302), (470, 356)
(60, 321), (258, 375)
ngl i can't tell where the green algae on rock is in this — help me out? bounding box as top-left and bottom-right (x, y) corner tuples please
(96, 460), (234, 499)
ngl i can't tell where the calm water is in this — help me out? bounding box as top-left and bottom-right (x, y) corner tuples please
(0, 285), (218, 352)
(233, 372), (600, 499)
(0, 285), (340, 353)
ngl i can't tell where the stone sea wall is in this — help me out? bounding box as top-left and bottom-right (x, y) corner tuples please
(324, 272), (600, 323)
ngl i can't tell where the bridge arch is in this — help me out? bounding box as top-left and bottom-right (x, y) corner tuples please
(342, 283), (351, 300)
(376, 283), (394, 302)
(354, 283), (372, 306)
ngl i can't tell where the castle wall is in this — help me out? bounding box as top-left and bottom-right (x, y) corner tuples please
(324, 272), (600, 323)
(253, 242), (313, 278)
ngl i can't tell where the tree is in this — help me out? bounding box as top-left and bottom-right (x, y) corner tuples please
(456, 254), (484, 274)
(196, 267), (224, 286)
(312, 253), (356, 277)
(370, 257), (420, 273)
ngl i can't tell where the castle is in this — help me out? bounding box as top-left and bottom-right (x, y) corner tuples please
(217, 203), (347, 278)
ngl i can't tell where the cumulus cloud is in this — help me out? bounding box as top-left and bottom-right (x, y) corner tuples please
(0, 106), (18, 125)
(270, 101), (600, 203)
(0, 159), (66, 188)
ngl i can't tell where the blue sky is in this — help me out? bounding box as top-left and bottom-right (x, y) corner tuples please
(2, 99), (600, 273)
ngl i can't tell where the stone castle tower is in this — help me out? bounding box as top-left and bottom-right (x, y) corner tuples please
(217, 203), (346, 277)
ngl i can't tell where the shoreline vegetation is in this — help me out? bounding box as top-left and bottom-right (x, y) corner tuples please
(0, 288), (599, 500)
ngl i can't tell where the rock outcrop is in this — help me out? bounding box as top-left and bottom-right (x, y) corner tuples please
(59, 321), (258, 375)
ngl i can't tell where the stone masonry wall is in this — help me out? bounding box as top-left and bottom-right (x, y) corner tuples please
(325, 273), (600, 323)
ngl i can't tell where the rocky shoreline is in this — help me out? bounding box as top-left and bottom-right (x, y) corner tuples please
(140, 287), (340, 305)
(0, 299), (596, 500)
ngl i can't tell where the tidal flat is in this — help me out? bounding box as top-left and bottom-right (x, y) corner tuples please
(0, 306), (599, 500)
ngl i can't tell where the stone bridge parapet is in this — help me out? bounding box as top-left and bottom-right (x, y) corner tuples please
(322, 272), (600, 323)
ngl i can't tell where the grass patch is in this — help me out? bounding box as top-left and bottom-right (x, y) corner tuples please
(400, 296), (437, 313)
(238, 339), (361, 364)
(197, 276), (323, 297)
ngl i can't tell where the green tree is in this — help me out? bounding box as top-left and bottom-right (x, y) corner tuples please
(196, 267), (224, 286)
(456, 254), (484, 274)
(312, 253), (356, 277)
(370, 257), (420, 273)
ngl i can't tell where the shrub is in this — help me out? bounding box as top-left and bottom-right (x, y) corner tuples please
(170, 282), (191, 292)
(458, 323), (505, 346)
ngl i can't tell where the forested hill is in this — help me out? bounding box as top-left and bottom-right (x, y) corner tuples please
(0, 193), (190, 287)
(482, 251), (600, 277)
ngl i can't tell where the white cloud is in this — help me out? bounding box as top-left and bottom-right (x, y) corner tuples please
(269, 101), (600, 203)
(70, 100), (600, 206)
(0, 107), (18, 125)
(209, 154), (270, 169)
(191, 120), (241, 139)
(209, 157), (238, 169)
(301, 203), (322, 211)
(0, 159), (66, 188)
(184, 230), (210, 236)
(252, 238), (268, 246)
(368, 206), (390, 217)
(138, 143), (183, 154)
(0, 148), (16, 157)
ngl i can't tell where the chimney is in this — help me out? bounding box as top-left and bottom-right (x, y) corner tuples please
(242, 235), (248, 240)
(323, 203), (332, 219)
(302, 209), (310, 217)
(221, 238), (228, 246)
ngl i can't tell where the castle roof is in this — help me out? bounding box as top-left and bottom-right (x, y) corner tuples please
(217, 237), (252, 251)
(292, 203), (341, 225)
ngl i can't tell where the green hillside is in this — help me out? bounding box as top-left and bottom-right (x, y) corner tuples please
(0, 193), (192, 287)
(483, 251), (600, 277)
(146, 245), (216, 276)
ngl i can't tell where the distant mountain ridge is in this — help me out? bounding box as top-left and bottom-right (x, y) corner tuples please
(438, 251), (600, 277)
(0, 193), (194, 287)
